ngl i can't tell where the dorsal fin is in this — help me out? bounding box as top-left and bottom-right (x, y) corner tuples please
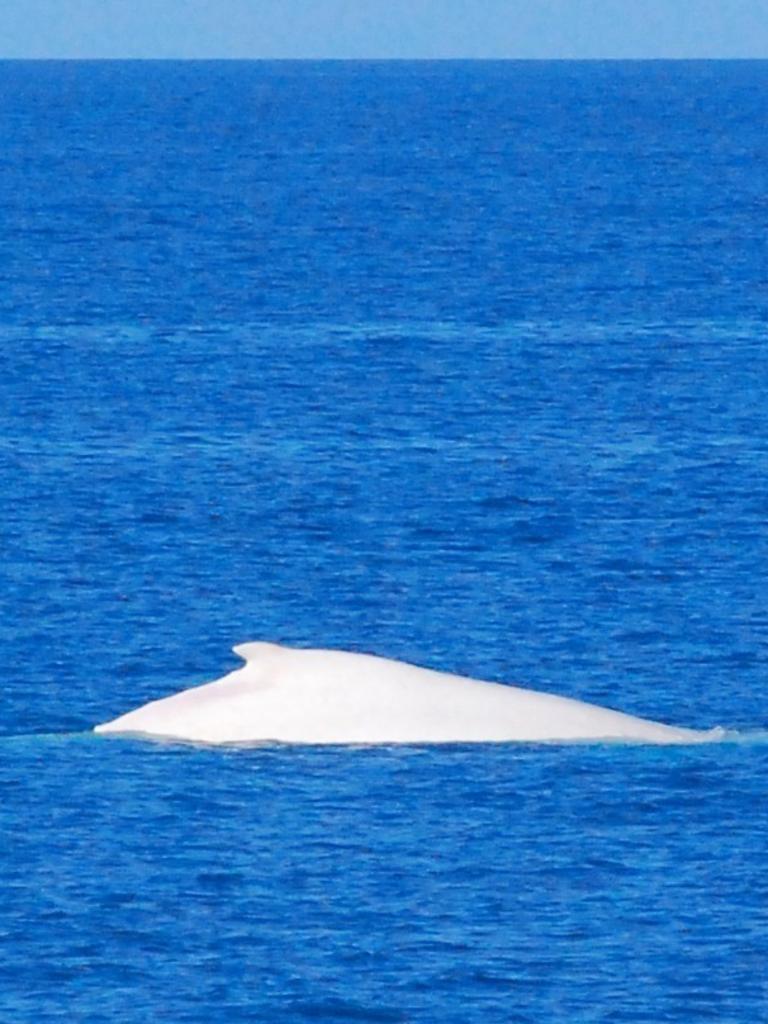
(232, 641), (286, 663)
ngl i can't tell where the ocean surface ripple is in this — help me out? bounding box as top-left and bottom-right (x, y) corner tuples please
(1, 60), (767, 1022)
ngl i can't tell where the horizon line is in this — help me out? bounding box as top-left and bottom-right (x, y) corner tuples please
(1, 55), (767, 63)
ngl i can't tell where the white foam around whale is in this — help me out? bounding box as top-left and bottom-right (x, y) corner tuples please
(94, 641), (720, 746)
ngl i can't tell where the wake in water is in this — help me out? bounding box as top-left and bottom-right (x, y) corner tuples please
(6, 726), (768, 751)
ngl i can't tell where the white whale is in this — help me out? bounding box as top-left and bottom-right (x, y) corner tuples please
(94, 641), (718, 746)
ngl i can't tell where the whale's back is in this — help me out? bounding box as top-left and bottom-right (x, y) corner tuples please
(94, 641), (710, 746)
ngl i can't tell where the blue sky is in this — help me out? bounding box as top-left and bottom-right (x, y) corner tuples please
(1, 0), (767, 59)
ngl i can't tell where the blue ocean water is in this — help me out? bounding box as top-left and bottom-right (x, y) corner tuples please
(1, 60), (767, 1021)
